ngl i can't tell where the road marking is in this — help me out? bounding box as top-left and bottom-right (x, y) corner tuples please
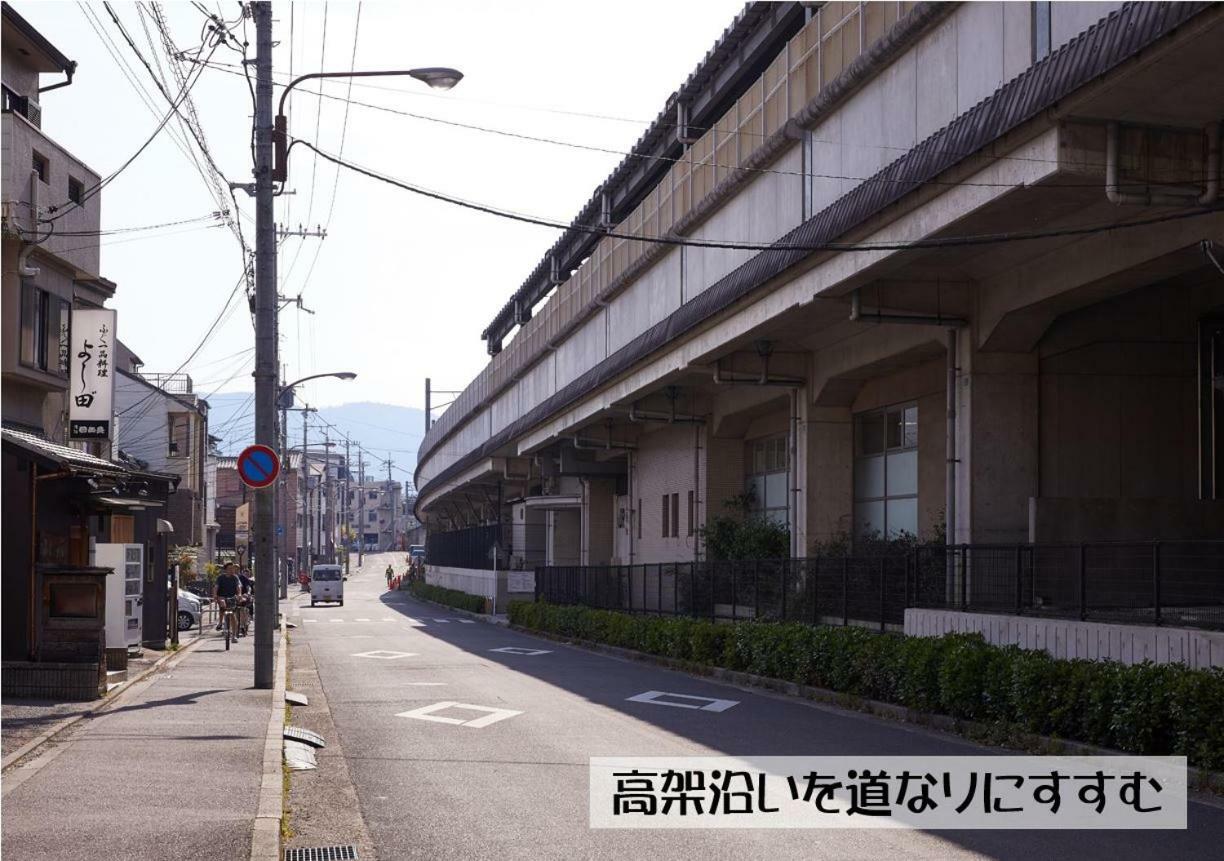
(329, 619), (345, 623)
(625, 690), (740, 713)
(304, 619), (320, 624)
(489, 646), (551, 656)
(355, 618), (371, 622)
(380, 618), (396, 622)
(404, 682), (447, 686)
(353, 650), (418, 660)
(396, 701), (523, 728)
(433, 618), (450, 623)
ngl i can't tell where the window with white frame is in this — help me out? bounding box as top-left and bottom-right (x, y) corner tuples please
(853, 404), (918, 539)
(744, 435), (788, 525)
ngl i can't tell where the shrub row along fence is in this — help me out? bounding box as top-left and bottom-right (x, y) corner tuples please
(508, 602), (1224, 771)
(535, 540), (1224, 632)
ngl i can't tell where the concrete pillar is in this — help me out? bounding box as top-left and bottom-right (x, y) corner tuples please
(957, 335), (1040, 544)
(582, 478), (615, 565)
(805, 406), (853, 546)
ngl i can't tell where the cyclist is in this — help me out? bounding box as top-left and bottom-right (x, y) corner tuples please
(213, 562), (242, 642)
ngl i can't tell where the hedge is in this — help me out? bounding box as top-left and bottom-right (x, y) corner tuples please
(409, 581), (486, 614)
(508, 602), (1224, 770)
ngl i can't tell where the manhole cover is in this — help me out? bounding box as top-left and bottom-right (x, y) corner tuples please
(283, 726), (325, 748)
(285, 691), (309, 706)
(284, 845), (357, 860)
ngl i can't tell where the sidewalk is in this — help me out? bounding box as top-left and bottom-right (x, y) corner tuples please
(1, 629), (279, 861)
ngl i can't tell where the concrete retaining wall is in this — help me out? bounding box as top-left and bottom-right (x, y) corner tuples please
(425, 566), (536, 612)
(905, 609), (1224, 670)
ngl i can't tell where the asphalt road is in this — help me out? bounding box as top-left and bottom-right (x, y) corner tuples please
(291, 553), (1224, 860)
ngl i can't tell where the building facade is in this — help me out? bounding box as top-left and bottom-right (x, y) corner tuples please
(415, 3), (1222, 634)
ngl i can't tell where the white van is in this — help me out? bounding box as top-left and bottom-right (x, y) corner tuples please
(310, 564), (344, 607)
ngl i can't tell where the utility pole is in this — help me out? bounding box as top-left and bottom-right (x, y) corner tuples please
(301, 406), (312, 575)
(278, 368), (289, 599)
(357, 456), (365, 567)
(386, 457), (396, 552)
(344, 437), (352, 579)
(252, 1), (276, 690)
(424, 377), (430, 434)
(324, 429), (332, 562)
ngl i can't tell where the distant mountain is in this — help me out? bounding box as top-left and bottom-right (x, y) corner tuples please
(206, 393), (424, 481)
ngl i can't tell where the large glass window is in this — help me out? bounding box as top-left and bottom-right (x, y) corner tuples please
(853, 404), (918, 538)
(745, 435), (788, 525)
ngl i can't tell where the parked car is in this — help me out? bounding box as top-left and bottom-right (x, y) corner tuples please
(310, 564), (344, 607)
(177, 589), (205, 631)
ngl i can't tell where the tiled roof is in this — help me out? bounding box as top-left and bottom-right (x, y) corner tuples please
(2, 427), (128, 474)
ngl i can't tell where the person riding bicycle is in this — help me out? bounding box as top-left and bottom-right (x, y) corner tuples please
(237, 567), (254, 636)
(213, 562), (242, 641)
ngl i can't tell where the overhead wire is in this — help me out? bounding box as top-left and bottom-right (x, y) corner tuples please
(290, 139), (1224, 255)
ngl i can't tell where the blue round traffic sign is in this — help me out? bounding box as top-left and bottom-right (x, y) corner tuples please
(237, 444), (280, 489)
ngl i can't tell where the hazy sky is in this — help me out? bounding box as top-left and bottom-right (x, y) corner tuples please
(23, 0), (744, 423)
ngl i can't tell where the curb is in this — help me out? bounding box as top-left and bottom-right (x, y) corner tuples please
(1, 634), (209, 773)
(251, 620), (289, 861)
(392, 589), (508, 625)
(508, 623), (1224, 796)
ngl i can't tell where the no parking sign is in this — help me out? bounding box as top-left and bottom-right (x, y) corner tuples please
(236, 444), (280, 489)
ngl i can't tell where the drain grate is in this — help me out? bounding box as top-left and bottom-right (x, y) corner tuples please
(284, 847), (357, 861)
(283, 725), (325, 748)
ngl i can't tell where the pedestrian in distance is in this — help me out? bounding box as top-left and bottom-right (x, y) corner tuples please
(385, 564), (394, 589)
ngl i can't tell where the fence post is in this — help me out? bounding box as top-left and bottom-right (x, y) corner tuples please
(1015, 545), (1023, 614)
(1078, 543), (1087, 621)
(878, 557), (886, 632)
(841, 557), (849, 627)
(732, 564), (738, 622)
(781, 560), (788, 622)
(958, 545), (968, 609)
(1152, 541), (1162, 626)
(753, 560), (760, 620)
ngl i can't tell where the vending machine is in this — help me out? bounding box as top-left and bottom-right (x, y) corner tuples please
(95, 543), (144, 650)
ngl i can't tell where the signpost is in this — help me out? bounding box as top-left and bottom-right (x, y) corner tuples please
(236, 444), (281, 490)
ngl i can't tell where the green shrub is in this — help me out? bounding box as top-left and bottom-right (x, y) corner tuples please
(510, 602), (1224, 770)
(409, 581), (486, 614)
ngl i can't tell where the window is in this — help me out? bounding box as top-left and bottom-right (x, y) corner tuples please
(661, 494), (669, 538)
(671, 493), (679, 538)
(687, 490), (694, 536)
(19, 282), (69, 376)
(1032, 2), (1052, 61)
(744, 435), (789, 525)
(32, 151), (48, 183)
(68, 176), (84, 205)
(168, 414), (190, 457)
(368, 511), (377, 523)
(853, 404), (918, 539)
(368, 491), (378, 500)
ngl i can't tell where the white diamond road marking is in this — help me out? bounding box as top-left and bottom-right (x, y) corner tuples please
(353, 650), (418, 660)
(625, 690), (739, 713)
(489, 646), (552, 656)
(396, 701), (523, 728)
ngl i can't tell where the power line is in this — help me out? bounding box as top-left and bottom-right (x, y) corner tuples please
(290, 139), (1224, 255)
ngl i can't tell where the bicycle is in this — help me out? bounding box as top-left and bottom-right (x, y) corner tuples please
(218, 598), (239, 650)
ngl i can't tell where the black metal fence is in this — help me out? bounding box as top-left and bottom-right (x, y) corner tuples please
(535, 541), (1224, 631)
(425, 522), (548, 571)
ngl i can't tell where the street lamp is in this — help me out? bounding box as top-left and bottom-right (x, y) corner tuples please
(273, 68), (462, 183)
(277, 372), (355, 598)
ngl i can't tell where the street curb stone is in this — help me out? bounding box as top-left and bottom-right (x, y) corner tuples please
(250, 620), (288, 861)
(1, 635), (209, 773)
(508, 623), (1224, 796)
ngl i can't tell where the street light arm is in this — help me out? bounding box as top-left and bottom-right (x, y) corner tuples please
(274, 68), (461, 182)
(279, 371), (357, 397)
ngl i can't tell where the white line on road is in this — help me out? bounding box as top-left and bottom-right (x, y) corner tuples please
(396, 701), (523, 728)
(355, 618), (371, 622)
(625, 690), (740, 713)
(490, 647), (552, 656)
(432, 619), (450, 623)
(329, 619), (345, 623)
